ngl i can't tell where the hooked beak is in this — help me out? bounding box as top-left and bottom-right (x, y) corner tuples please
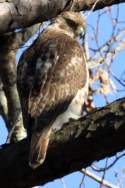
(79, 27), (85, 39)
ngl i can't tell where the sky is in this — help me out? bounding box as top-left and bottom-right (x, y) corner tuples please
(0, 3), (125, 188)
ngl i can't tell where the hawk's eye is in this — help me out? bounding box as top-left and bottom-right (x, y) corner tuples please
(65, 18), (77, 30)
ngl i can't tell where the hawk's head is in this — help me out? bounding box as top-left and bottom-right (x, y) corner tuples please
(54, 11), (86, 38)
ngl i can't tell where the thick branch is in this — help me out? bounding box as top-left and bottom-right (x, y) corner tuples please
(0, 97), (125, 187)
(0, 0), (125, 34)
(0, 24), (40, 141)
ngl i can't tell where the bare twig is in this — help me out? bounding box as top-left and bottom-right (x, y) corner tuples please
(99, 158), (108, 188)
(80, 169), (119, 188)
(79, 173), (86, 188)
(60, 178), (67, 188)
(88, 31), (125, 69)
(91, 152), (125, 172)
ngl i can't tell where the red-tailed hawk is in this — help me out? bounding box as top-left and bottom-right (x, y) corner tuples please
(17, 11), (89, 169)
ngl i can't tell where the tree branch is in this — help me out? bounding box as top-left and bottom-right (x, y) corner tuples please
(0, 97), (125, 187)
(0, 77), (8, 126)
(0, 0), (125, 34)
(80, 169), (119, 188)
(0, 24), (40, 142)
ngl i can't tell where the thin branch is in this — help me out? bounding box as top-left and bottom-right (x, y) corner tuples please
(88, 29), (125, 69)
(79, 173), (86, 188)
(99, 158), (109, 188)
(91, 152), (125, 172)
(60, 178), (67, 188)
(80, 169), (119, 188)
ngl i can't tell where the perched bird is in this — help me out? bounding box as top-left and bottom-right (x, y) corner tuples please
(17, 11), (89, 169)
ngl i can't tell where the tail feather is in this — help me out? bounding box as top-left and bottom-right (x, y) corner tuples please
(29, 127), (52, 169)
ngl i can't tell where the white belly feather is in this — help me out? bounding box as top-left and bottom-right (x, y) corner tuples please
(52, 65), (89, 131)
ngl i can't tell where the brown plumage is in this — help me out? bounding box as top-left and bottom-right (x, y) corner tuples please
(17, 11), (89, 169)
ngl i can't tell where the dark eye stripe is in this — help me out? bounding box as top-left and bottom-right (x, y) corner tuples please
(65, 18), (78, 29)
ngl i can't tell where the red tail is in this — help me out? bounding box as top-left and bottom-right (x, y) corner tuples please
(29, 127), (52, 169)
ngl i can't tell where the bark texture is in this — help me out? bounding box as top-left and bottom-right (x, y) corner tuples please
(0, 0), (125, 34)
(0, 97), (125, 187)
(0, 24), (40, 142)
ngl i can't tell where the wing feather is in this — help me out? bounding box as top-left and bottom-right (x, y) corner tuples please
(28, 43), (59, 117)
